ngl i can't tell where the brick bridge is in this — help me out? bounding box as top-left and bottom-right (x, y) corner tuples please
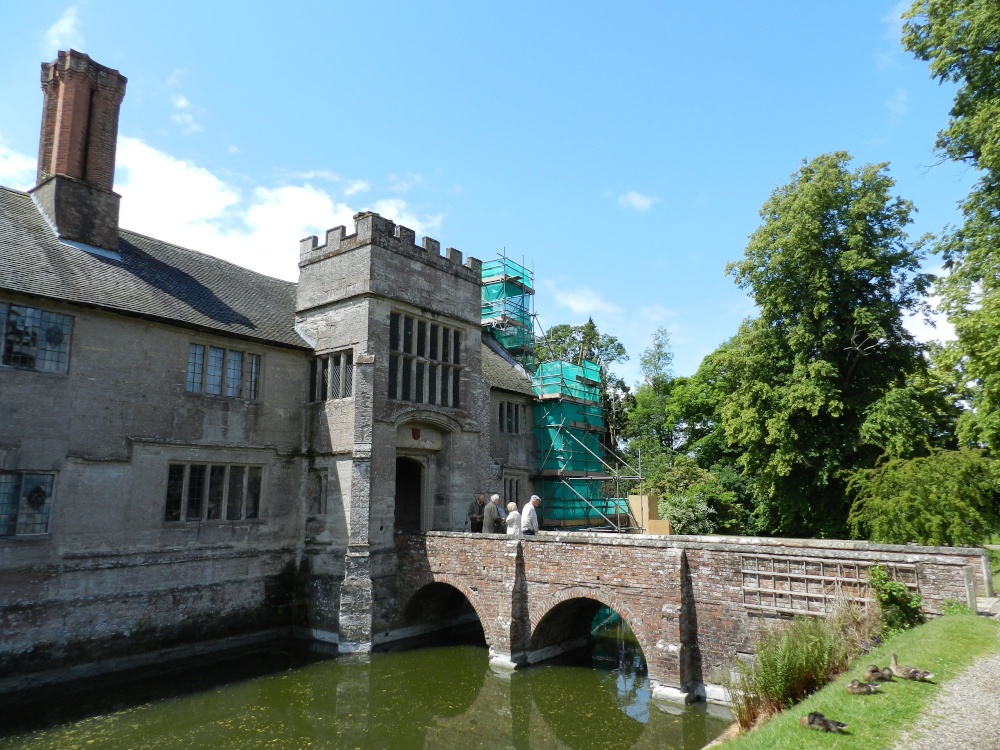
(390, 531), (991, 703)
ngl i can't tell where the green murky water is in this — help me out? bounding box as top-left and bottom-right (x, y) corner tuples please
(0, 629), (730, 750)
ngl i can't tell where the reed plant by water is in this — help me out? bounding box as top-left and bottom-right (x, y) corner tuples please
(728, 616), (848, 731)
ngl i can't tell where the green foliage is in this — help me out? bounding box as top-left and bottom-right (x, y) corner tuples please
(721, 613), (1000, 750)
(652, 455), (752, 535)
(848, 449), (1000, 547)
(715, 152), (932, 537)
(941, 599), (974, 616)
(903, 0), (1000, 455)
(902, 1), (1000, 174)
(859, 348), (961, 458)
(866, 565), (924, 632)
(728, 617), (847, 731)
(639, 326), (674, 386)
(535, 318), (627, 367)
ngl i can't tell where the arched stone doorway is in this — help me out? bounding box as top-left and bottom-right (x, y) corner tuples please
(395, 457), (423, 532)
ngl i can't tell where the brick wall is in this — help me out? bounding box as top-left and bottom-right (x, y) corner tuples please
(394, 531), (988, 699)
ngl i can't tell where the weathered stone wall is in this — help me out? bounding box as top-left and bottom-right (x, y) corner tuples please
(0, 299), (309, 679)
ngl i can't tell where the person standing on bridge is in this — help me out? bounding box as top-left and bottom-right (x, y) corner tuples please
(468, 494), (486, 533)
(521, 495), (540, 536)
(483, 493), (502, 534)
(505, 502), (521, 535)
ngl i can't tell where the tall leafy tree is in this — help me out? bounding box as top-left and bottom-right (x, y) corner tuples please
(628, 327), (677, 451)
(720, 152), (932, 537)
(903, 1), (1000, 452)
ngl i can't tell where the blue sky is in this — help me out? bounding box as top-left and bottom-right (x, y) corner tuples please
(0, 2), (975, 385)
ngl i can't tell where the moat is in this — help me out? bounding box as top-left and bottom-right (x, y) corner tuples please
(0, 623), (730, 750)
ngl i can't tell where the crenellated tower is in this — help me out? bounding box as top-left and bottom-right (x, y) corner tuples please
(295, 211), (487, 651)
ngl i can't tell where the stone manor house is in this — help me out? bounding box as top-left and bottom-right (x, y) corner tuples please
(0, 50), (538, 683)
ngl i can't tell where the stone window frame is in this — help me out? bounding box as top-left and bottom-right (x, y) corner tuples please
(497, 400), (527, 434)
(309, 349), (354, 402)
(0, 471), (56, 536)
(0, 302), (73, 374)
(504, 475), (524, 509)
(164, 462), (263, 523)
(185, 343), (262, 400)
(388, 311), (462, 408)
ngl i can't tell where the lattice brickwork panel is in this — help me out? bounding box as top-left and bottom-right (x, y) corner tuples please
(740, 554), (919, 616)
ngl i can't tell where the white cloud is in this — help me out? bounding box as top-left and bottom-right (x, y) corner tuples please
(170, 95), (202, 134)
(0, 137), (37, 191)
(344, 179), (370, 196)
(617, 191), (659, 212)
(551, 285), (621, 316)
(114, 137), (444, 281)
(44, 7), (83, 55)
(291, 169), (340, 182)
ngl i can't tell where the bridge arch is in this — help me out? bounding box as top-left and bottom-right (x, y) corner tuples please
(527, 587), (655, 676)
(396, 573), (505, 650)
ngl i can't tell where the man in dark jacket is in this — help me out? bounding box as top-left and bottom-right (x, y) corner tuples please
(467, 494), (486, 532)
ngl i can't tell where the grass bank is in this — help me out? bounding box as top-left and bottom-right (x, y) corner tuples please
(718, 613), (1000, 749)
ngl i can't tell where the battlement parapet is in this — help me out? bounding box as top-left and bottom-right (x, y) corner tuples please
(298, 211), (481, 279)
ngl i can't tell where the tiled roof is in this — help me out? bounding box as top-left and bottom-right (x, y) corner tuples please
(480, 335), (534, 396)
(0, 186), (307, 349)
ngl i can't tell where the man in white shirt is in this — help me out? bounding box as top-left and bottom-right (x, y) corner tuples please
(521, 495), (541, 535)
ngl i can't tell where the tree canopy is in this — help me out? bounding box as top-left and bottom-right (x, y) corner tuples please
(904, 0), (1000, 454)
(717, 152), (932, 537)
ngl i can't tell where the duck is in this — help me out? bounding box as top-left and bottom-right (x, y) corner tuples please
(846, 679), (879, 694)
(862, 664), (893, 682)
(890, 653), (935, 681)
(800, 712), (849, 733)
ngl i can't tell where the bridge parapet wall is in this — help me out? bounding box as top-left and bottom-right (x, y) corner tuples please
(650, 534), (981, 694)
(394, 531), (986, 704)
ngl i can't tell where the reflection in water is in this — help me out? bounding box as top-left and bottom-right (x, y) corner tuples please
(0, 627), (729, 750)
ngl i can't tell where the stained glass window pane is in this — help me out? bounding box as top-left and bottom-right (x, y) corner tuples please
(16, 474), (54, 535)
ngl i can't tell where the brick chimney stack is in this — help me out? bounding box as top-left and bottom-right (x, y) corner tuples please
(29, 50), (127, 252)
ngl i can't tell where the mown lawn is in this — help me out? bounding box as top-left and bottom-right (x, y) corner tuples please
(718, 613), (1000, 749)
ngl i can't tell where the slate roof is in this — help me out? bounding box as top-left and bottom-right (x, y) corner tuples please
(480, 335), (535, 396)
(0, 186), (308, 349)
